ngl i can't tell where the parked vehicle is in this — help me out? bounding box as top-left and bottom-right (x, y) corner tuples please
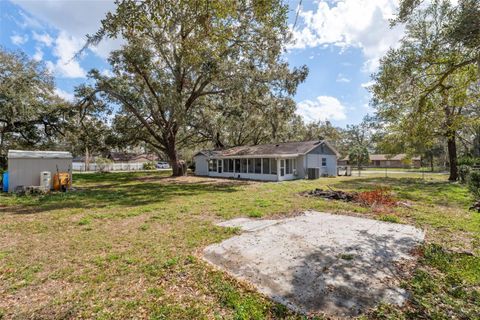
(156, 161), (170, 169)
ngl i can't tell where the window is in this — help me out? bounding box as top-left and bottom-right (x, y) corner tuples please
(262, 158), (270, 174)
(280, 159), (285, 176)
(235, 159), (240, 173)
(209, 159), (217, 172)
(286, 159), (291, 174)
(248, 158), (254, 173)
(240, 159), (247, 173)
(255, 158), (262, 174)
(270, 159), (277, 174)
(228, 159), (234, 172)
(321, 158), (327, 167)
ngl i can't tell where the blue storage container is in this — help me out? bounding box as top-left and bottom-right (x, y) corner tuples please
(2, 172), (8, 192)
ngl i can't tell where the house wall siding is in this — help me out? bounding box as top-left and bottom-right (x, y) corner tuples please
(309, 143), (337, 155)
(194, 155), (209, 176)
(305, 154), (337, 176)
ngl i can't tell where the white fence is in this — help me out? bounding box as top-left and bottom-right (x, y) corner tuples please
(72, 162), (146, 172)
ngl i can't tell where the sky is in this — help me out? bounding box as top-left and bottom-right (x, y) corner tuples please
(0, 0), (405, 128)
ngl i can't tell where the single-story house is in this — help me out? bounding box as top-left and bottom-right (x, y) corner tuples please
(6, 150), (72, 192)
(338, 154), (421, 168)
(194, 140), (339, 181)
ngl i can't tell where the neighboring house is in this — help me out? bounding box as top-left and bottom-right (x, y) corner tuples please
(194, 140), (339, 181)
(338, 154), (421, 168)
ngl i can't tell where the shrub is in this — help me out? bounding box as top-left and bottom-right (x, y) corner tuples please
(458, 156), (476, 166)
(96, 157), (113, 172)
(355, 188), (396, 207)
(458, 165), (471, 184)
(468, 171), (480, 199)
(143, 161), (156, 170)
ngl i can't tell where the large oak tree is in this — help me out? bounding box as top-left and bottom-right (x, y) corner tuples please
(371, 0), (479, 180)
(82, 0), (307, 175)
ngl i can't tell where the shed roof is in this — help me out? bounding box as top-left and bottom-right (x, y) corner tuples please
(8, 150), (73, 159)
(195, 140), (340, 158)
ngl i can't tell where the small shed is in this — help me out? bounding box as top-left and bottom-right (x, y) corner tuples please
(7, 150), (73, 192)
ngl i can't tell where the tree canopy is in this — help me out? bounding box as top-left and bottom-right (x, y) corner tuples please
(80, 0), (307, 175)
(0, 48), (70, 167)
(371, 0), (479, 180)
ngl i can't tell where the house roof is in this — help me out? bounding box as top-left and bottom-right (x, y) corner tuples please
(8, 150), (72, 159)
(341, 154), (421, 161)
(194, 140), (340, 158)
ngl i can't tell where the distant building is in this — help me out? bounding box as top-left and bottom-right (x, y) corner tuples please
(338, 154), (421, 168)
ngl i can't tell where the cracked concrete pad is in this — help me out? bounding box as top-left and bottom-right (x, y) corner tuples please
(203, 211), (424, 317)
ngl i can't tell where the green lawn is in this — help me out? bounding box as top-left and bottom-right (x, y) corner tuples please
(0, 172), (479, 319)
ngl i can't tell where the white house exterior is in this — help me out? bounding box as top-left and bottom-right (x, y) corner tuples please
(194, 140), (339, 181)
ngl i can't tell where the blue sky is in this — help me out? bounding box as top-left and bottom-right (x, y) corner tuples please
(0, 0), (405, 128)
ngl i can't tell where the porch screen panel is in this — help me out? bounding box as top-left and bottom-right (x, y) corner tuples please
(240, 159), (247, 173)
(255, 159), (262, 174)
(228, 159), (234, 172)
(248, 159), (254, 173)
(262, 158), (270, 174)
(286, 159), (291, 174)
(235, 159), (240, 172)
(270, 159), (277, 174)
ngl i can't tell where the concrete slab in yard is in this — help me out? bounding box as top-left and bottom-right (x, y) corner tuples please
(203, 211), (424, 317)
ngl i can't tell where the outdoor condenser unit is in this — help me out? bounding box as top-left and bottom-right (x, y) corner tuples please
(307, 168), (320, 179)
(40, 171), (52, 190)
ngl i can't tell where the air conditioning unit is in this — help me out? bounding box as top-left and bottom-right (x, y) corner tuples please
(40, 171), (51, 190)
(307, 168), (320, 179)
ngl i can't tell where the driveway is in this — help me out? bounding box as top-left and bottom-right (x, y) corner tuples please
(203, 211), (424, 317)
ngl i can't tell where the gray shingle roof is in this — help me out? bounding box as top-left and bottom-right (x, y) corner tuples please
(195, 140), (339, 158)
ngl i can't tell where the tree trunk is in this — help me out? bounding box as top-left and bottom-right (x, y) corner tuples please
(166, 136), (186, 177)
(85, 146), (89, 172)
(430, 154), (434, 172)
(447, 133), (458, 181)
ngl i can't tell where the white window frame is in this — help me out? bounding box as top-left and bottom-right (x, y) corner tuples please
(321, 157), (327, 167)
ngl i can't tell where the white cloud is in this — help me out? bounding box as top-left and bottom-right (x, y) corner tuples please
(33, 47), (43, 61)
(32, 31), (53, 46)
(47, 31), (86, 78)
(289, 0), (405, 72)
(11, 0), (121, 59)
(296, 96), (347, 123)
(16, 10), (43, 29)
(361, 80), (375, 88)
(10, 34), (28, 45)
(54, 88), (74, 101)
(336, 73), (351, 83)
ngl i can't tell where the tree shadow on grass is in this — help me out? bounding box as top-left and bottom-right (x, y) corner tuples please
(287, 231), (420, 317)
(3, 174), (250, 215)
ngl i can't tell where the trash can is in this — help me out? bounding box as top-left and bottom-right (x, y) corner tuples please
(2, 172), (8, 192)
